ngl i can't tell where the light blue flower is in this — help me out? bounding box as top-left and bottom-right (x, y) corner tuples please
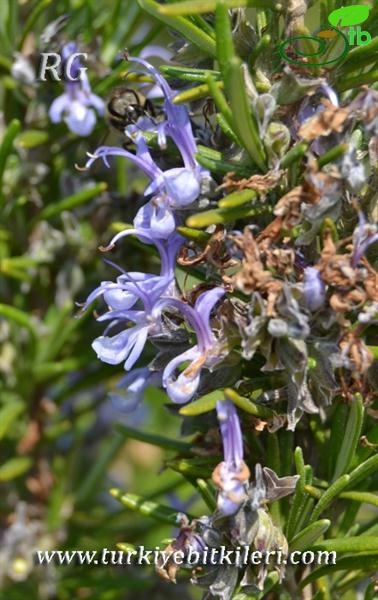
(159, 287), (226, 404)
(49, 42), (104, 136)
(302, 266), (326, 311)
(212, 400), (250, 516)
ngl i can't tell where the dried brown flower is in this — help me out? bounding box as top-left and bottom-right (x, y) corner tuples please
(298, 100), (350, 141)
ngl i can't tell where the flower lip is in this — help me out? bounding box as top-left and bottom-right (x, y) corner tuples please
(212, 399), (250, 516)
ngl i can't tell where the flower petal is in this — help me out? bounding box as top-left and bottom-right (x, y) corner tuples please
(49, 94), (69, 123)
(65, 103), (96, 136)
(109, 368), (151, 413)
(134, 198), (176, 239)
(92, 325), (144, 365)
(163, 346), (202, 404)
(163, 168), (201, 207)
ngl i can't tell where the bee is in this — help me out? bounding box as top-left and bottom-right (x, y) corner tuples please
(106, 86), (157, 132)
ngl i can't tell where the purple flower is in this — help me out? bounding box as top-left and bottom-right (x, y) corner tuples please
(126, 56), (198, 169)
(81, 229), (183, 312)
(92, 307), (155, 369)
(212, 400), (250, 516)
(302, 266), (326, 311)
(158, 287), (226, 404)
(109, 368), (160, 413)
(83, 57), (208, 238)
(352, 211), (378, 268)
(49, 42), (104, 136)
(85, 134), (202, 238)
(86, 231), (184, 370)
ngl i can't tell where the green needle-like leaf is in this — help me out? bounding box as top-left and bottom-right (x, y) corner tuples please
(219, 189), (257, 209)
(160, 65), (221, 83)
(195, 478), (217, 510)
(0, 457), (32, 481)
(309, 474), (350, 523)
(110, 490), (185, 525)
(167, 457), (219, 479)
(0, 401), (24, 440)
(37, 182), (107, 221)
(176, 226), (210, 245)
(187, 204), (270, 228)
(215, 2), (266, 171)
(290, 519), (331, 552)
(0, 303), (37, 338)
(0, 119), (21, 206)
(333, 394), (364, 481)
(300, 554), (378, 587)
(116, 424), (192, 453)
(224, 388), (276, 419)
(138, 0), (216, 56)
(173, 81), (223, 104)
(179, 390), (224, 416)
(158, 0), (274, 15)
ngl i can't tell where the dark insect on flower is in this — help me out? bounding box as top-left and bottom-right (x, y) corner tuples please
(106, 86), (158, 133)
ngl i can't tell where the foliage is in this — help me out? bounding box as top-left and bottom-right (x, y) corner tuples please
(0, 1), (377, 599)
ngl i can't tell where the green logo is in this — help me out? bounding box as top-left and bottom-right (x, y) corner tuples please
(279, 4), (371, 66)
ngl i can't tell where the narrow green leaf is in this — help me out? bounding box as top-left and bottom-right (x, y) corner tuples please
(333, 394), (364, 481)
(206, 74), (233, 128)
(290, 520), (331, 552)
(215, 0), (236, 75)
(160, 64), (221, 83)
(167, 457), (219, 479)
(37, 182), (107, 221)
(312, 536), (378, 554)
(367, 345), (378, 360)
(116, 542), (137, 553)
(348, 454), (378, 488)
(219, 189), (257, 209)
(280, 142), (308, 168)
(216, 113), (241, 145)
(138, 0), (216, 56)
(286, 447), (306, 540)
(176, 226), (210, 245)
(0, 119), (21, 205)
(186, 204), (269, 228)
(19, 0), (52, 47)
(228, 58), (266, 170)
(179, 390), (224, 416)
(76, 435), (125, 505)
(335, 68), (378, 92)
(34, 357), (89, 382)
(309, 474), (350, 523)
(116, 424), (192, 453)
(110, 490), (182, 525)
(328, 401), (349, 480)
(300, 554), (378, 587)
(339, 491), (378, 508)
(196, 151), (254, 177)
(0, 401), (24, 440)
(224, 388), (276, 419)
(195, 478), (217, 511)
(16, 129), (49, 149)
(173, 81), (223, 104)
(158, 0), (274, 15)
(0, 303), (37, 338)
(317, 143), (348, 169)
(0, 457), (32, 481)
(215, 3), (266, 170)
